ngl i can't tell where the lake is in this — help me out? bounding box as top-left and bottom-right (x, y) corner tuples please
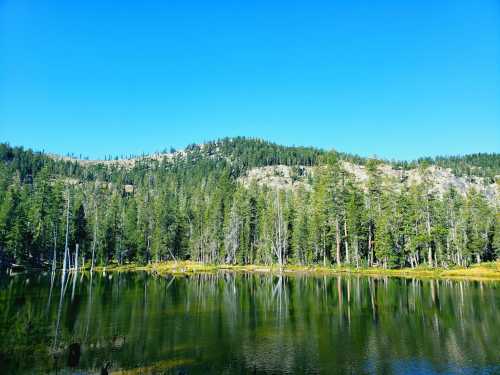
(0, 271), (499, 374)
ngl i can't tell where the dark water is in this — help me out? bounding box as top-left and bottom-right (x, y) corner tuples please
(0, 271), (499, 374)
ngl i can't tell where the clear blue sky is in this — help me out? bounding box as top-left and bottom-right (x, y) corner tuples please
(1, 0), (499, 160)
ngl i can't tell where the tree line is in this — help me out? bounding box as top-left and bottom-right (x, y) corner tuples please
(0, 139), (498, 269)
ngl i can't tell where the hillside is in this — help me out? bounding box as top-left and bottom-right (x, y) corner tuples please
(5, 137), (497, 201)
(2, 137), (499, 181)
(238, 162), (498, 203)
(0, 137), (499, 270)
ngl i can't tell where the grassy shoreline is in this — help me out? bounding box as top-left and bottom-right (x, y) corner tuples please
(93, 260), (500, 281)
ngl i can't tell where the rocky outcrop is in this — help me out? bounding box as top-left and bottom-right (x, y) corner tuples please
(238, 163), (499, 203)
(237, 165), (313, 191)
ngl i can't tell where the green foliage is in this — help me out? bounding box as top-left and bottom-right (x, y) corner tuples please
(0, 140), (498, 269)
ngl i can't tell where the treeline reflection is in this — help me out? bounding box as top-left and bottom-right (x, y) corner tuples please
(0, 271), (499, 374)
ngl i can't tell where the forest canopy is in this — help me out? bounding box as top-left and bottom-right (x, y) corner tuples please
(0, 137), (498, 269)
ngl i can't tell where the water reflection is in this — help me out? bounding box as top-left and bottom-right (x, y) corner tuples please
(0, 271), (499, 374)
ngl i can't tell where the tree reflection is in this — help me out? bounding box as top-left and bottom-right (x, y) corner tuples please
(0, 272), (498, 374)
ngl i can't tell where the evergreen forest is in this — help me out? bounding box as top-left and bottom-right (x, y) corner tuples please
(0, 137), (498, 270)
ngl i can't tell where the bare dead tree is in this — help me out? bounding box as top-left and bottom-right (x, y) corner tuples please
(271, 191), (288, 268)
(62, 189), (70, 275)
(224, 201), (241, 264)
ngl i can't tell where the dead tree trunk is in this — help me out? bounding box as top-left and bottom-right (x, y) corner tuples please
(74, 244), (79, 272)
(368, 224), (373, 267)
(426, 208), (433, 267)
(344, 218), (349, 264)
(52, 226), (57, 272)
(91, 207), (98, 273)
(335, 217), (341, 266)
(62, 190), (70, 275)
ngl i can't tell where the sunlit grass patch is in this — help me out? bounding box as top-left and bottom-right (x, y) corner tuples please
(91, 260), (500, 281)
(441, 261), (500, 279)
(111, 358), (195, 374)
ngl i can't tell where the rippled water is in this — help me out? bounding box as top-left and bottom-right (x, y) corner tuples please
(0, 271), (499, 374)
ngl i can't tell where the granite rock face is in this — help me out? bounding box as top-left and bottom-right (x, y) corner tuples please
(238, 162), (499, 204)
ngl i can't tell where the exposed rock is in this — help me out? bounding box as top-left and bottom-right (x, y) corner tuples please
(49, 147), (193, 169)
(237, 165), (313, 191)
(239, 163), (499, 203)
(124, 184), (134, 193)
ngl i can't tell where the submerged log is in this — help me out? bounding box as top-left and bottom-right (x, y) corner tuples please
(67, 342), (81, 367)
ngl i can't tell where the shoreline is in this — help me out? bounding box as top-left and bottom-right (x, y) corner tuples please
(93, 261), (500, 281)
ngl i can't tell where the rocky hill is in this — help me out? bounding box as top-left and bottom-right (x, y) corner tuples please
(238, 162), (498, 203)
(0, 137), (499, 269)
(2, 137), (499, 204)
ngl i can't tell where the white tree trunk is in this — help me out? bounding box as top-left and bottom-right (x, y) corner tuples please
(62, 190), (70, 275)
(74, 244), (79, 272)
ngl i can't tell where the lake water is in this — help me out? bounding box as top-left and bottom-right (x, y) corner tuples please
(0, 271), (499, 374)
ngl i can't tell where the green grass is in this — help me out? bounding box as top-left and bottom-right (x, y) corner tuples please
(92, 260), (500, 281)
(110, 358), (195, 374)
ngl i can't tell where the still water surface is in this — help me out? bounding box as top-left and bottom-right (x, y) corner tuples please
(0, 271), (499, 374)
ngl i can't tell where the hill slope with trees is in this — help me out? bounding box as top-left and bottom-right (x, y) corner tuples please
(0, 137), (498, 269)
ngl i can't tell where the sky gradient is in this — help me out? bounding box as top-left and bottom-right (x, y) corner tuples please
(1, 0), (499, 160)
